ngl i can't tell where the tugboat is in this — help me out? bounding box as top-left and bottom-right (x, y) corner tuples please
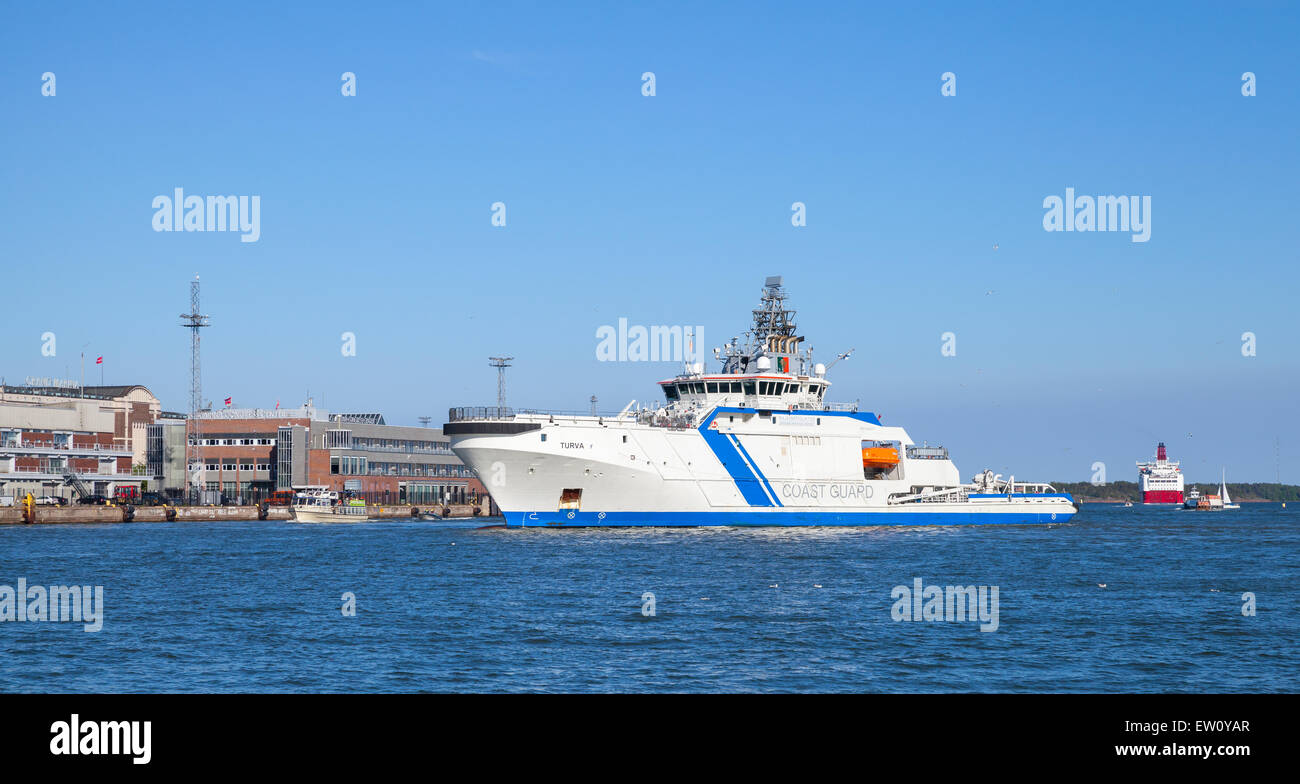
(446, 276), (1078, 527)
(289, 487), (372, 523)
(1183, 470), (1240, 511)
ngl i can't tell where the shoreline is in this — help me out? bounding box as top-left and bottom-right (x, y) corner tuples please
(0, 503), (487, 525)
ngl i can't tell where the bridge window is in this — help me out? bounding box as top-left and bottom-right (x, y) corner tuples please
(706, 382), (719, 394)
(743, 380), (756, 396)
(664, 385), (679, 401)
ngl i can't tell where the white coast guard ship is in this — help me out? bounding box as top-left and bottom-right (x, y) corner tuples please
(447, 277), (1077, 527)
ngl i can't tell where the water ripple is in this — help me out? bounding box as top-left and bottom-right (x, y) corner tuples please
(0, 505), (1296, 692)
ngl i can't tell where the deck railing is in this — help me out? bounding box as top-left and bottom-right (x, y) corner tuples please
(449, 400), (859, 424)
(3, 441), (129, 453)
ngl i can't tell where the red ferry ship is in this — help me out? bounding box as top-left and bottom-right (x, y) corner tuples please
(1137, 442), (1184, 504)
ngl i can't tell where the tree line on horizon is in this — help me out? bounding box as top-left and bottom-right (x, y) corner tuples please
(1049, 480), (1300, 503)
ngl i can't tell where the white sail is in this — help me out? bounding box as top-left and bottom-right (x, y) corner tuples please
(1220, 469), (1232, 505)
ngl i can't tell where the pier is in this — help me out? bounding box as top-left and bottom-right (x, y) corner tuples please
(0, 503), (487, 525)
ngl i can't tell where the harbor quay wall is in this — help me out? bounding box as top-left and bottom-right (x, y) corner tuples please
(0, 503), (486, 525)
(26, 506), (123, 524)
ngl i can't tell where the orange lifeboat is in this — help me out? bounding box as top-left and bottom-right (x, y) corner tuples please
(862, 447), (900, 469)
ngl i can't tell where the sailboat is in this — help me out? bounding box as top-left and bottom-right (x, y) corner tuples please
(1220, 469), (1240, 510)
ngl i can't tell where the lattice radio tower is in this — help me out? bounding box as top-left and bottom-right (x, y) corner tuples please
(180, 275), (211, 504)
(489, 356), (513, 411)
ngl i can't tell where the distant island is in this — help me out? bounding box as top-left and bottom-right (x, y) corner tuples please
(1052, 480), (1300, 503)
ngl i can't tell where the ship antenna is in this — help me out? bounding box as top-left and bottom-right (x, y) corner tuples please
(489, 356), (513, 412)
(825, 348), (855, 372)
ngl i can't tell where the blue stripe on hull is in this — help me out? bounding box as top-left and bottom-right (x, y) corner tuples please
(726, 434), (783, 506)
(695, 412), (774, 506)
(694, 406), (881, 508)
(504, 509), (1076, 528)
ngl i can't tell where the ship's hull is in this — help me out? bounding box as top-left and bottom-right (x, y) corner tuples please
(502, 505), (1074, 528)
(290, 506), (372, 523)
(1141, 490), (1184, 504)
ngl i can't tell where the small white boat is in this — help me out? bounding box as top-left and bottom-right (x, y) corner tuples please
(1220, 469), (1240, 510)
(290, 487), (372, 523)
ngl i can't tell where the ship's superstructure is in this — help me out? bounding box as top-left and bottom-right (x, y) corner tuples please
(1137, 442), (1184, 504)
(446, 277), (1077, 527)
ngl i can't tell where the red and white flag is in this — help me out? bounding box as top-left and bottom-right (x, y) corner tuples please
(224, 396), (232, 406)
(95, 356), (103, 365)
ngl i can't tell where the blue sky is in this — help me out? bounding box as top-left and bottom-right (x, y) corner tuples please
(2, 1), (1297, 482)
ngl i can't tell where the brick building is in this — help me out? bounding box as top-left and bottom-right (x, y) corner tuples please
(0, 394), (142, 502)
(183, 405), (489, 507)
(277, 413), (487, 506)
(182, 405), (316, 503)
(0, 383), (162, 468)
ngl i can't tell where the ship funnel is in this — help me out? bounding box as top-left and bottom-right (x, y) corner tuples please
(1157, 442), (1167, 461)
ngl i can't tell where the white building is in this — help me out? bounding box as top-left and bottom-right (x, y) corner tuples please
(0, 395), (141, 502)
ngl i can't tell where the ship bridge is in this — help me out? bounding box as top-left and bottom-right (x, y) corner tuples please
(659, 370), (834, 410)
